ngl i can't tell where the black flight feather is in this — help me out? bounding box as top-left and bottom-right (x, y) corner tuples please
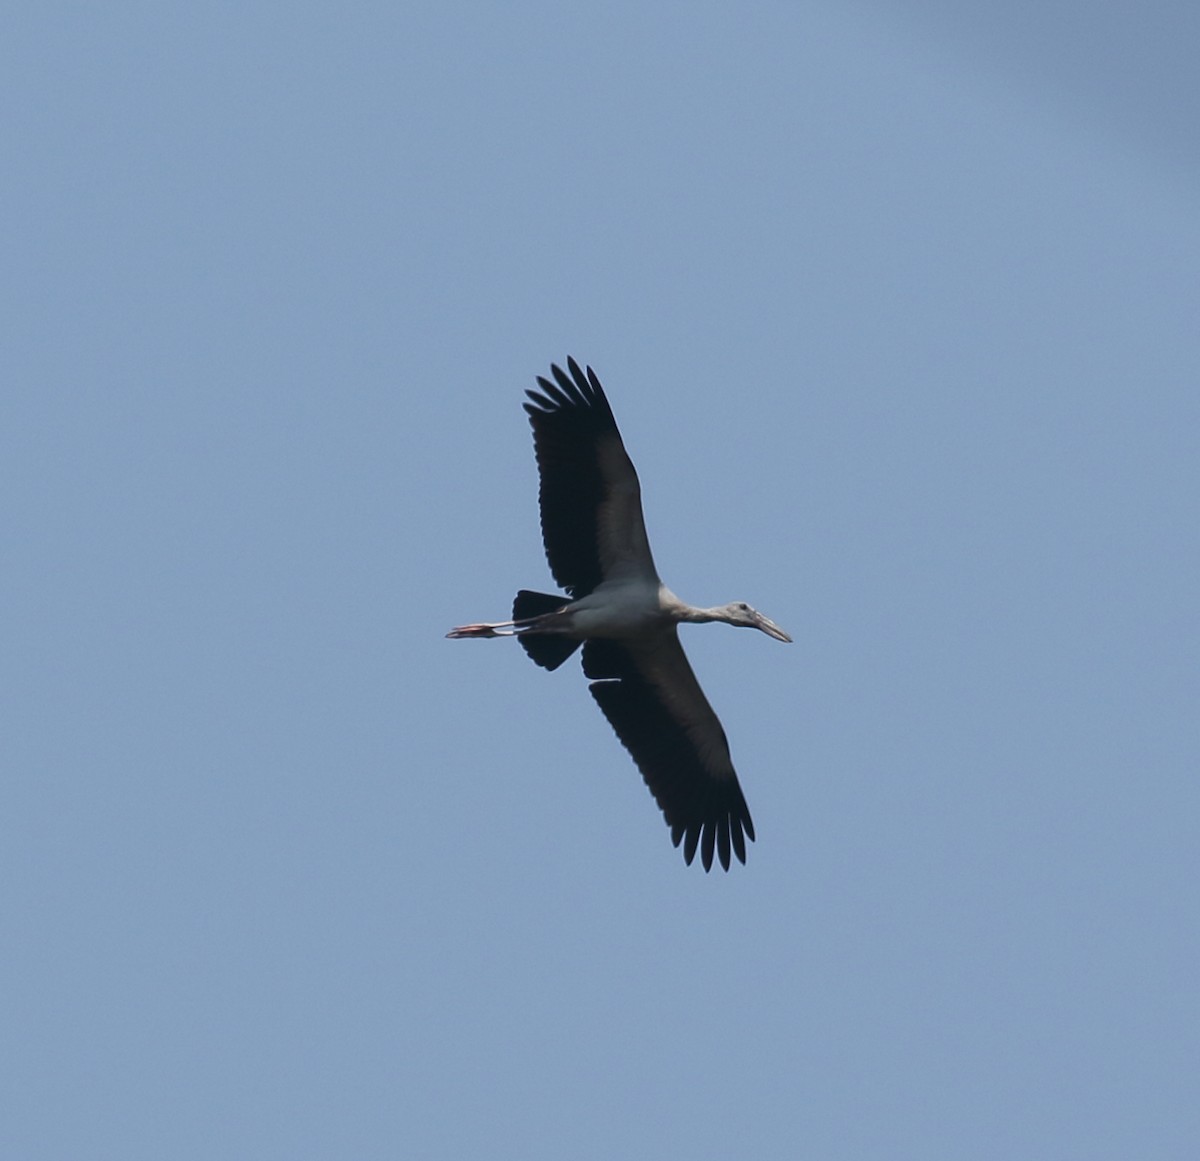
(523, 359), (623, 598)
(582, 639), (755, 871)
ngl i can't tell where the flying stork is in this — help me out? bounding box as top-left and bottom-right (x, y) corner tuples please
(447, 359), (791, 871)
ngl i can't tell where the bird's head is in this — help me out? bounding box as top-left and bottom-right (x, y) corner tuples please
(721, 602), (793, 643)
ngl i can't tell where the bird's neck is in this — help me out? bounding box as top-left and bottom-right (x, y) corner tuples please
(676, 604), (728, 625)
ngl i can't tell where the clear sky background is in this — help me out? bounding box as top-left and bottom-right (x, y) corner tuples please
(4, 4), (1197, 1158)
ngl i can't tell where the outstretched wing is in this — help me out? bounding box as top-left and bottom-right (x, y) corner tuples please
(523, 359), (658, 598)
(583, 635), (756, 871)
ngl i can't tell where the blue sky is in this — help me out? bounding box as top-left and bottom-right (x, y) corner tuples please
(4, 4), (1197, 1158)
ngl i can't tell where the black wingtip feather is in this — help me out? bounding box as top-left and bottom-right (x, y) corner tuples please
(524, 360), (615, 427)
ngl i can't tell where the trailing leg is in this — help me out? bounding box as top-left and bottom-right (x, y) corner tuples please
(446, 590), (582, 672)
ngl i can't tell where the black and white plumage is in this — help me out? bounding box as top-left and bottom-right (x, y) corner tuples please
(448, 359), (791, 871)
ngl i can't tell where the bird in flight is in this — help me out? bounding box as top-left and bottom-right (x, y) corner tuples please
(448, 359), (791, 870)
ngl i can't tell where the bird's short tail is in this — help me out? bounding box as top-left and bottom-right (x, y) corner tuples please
(514, 590), (581, 671)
